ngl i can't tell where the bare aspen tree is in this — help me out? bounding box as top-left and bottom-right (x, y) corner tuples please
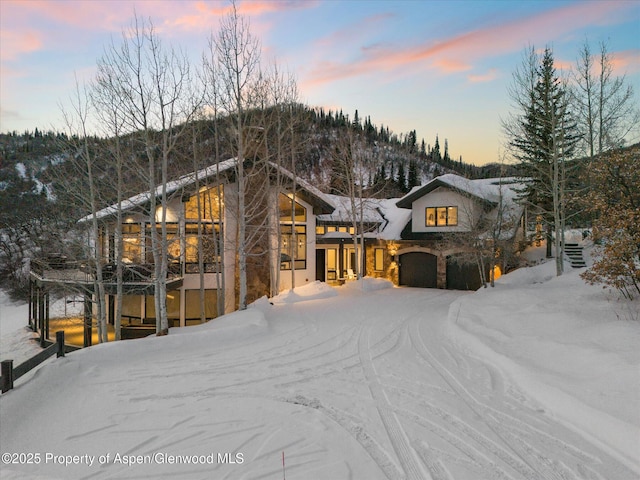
(96, 16), (200, 333)
(573, 40), (639, 157)
(215, 5), (264, 309)
(93, 57), (131, 340)
(60, 79), (108, 343)
(330, 127), (380, 281)
(202, 33), (227, 316)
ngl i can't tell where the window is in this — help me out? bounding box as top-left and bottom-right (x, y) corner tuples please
(121, 295), (143, 323)
(326, 248), (337, 280)
(316, 225), (325, 235)
(343, 246), (359, 275)
(279, 193), (307, 270)
(185, 289), (218, 324)
(122, 224), (142, 263)
(185, 185), (223, 221)
(280, 225), (306, 270)
(185, 224), (221, 273)
(279, 193), (306, 222)
(145, 223), (180, 263)
(374, 248), (385, 272)
(426, 206), (458, 226)
(145, 291), (180, 326)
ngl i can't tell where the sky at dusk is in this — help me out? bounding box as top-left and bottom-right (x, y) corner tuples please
(1, 0), (639, 166)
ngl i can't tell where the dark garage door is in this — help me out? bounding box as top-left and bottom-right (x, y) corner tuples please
(446, 255), (482, 290)
(399, 252), (437, 288)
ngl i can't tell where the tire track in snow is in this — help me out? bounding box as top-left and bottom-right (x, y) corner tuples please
(410, 318), (604, 480)
(358, 323), (431, 480)
(282, 394), (403, 480)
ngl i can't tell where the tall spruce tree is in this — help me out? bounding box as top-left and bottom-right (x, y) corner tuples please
(507, 47), (580, 273)
(407, 159), (419, 190)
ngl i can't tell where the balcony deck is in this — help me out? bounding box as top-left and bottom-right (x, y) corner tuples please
(30, 257), (183, 295)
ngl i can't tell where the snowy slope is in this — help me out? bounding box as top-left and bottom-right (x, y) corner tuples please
(0, 270), (638, 479)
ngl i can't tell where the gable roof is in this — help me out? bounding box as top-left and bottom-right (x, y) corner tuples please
(396, 173), (520, 209)
(79, 158), (335, 223)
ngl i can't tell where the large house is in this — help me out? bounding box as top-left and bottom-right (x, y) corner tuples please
(317, 174), (525, 290)
(29, 162), (525, 342)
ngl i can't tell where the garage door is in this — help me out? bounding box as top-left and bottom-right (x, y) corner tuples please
(399, 252), (437, 288)
(446, 255), (483, 290)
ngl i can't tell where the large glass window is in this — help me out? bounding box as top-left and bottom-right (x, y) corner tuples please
(122, 224), (142, 263)
(185, 185), (224, 221)
(426, 206), (458, 226)
(279, 193), (306, 223)
(121, 295), (143, 323)
(279, 193), (307, 270)
(185, 224), (222, 273)
(280, 225), (307, 270)
(145, 290), (180, 326)
(185, 289), (218, 325)
(145, 223), (179, 264)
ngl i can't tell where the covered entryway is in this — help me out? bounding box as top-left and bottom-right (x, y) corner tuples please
(446, 254), (483, 290)
(399, 252), (437, 288)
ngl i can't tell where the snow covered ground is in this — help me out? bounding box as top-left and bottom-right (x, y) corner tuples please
(0, 261), (638, 480)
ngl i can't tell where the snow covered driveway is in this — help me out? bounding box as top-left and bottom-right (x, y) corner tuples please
(0, 285), (635, 479)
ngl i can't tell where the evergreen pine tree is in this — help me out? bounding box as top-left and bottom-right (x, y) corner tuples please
(396, 161), (407, 192)
(509, 47), (580, 262)
(407, 159), (419, 189)
(432, 135), (442, 162)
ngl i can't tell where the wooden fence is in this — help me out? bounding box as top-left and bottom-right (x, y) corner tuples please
(0, 331), (78, 393)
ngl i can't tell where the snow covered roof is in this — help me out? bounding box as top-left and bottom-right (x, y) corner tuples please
(396, 174), (522, 209)
(317, 194), (386, 224)
(79, 158), (335, 223)
(316, 194), (411, 241)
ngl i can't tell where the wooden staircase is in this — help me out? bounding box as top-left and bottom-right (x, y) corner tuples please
(564, 243), (586, 268)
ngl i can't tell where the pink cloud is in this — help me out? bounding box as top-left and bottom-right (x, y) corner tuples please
(0, 29), (43, 60)
(303, 1), (635, 87)
(315, 13), (396, 49)
(467, 69), (499, 83)
(168, 1), (317, 31)
(611, 49), (640, 75)
(432, 58), (471, 74)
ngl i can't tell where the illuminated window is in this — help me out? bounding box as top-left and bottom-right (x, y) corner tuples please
(374, 248), (384, 271)
(279, 193), (306, 222)
(426, 206), (458, 226)
(326, 248), (337, 280)
(185, 224), (221, 273)
(121, 224), (142, 263)
(185, 289), (218, 324)
(279, 193), (307, 270)
(316, 225), (325, 235)
(185, 185), (224, 221)
(145, 223), (179, 263)
(280, 225), (306, 270)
